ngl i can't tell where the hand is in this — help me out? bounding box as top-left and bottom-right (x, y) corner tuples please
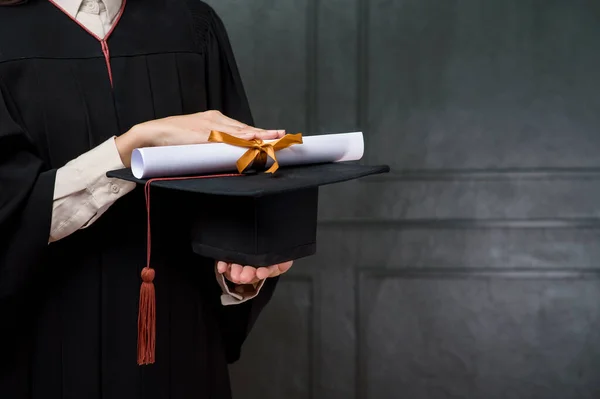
(115, 110), (285, 167)
(216, 260), (294, 286)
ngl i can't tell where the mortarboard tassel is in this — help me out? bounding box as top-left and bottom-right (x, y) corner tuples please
(137, 173), (242, 366)
(138, 180), (157, 365)
(137, 266), (156, 365)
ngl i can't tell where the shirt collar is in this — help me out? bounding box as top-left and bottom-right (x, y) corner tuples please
(53, 0), (123, 24)
(101, 0), (123, 23)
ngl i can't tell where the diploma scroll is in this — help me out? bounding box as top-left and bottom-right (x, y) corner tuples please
(130, 132), (364, 179)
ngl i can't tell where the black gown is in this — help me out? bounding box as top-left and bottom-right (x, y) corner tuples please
(0, 1), (279, 398)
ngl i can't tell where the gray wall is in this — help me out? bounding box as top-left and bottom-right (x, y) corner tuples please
(206, 1), (600, 398)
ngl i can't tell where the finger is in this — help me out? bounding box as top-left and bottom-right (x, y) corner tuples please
(220, 124), (284, 139)
(240, 266), (257, 284)
(209, 123), (286, 141)
(254, 129), (286, 140)
(199, 122), (247, 136)
(278, 261), (294, 274)
(255, 267), (271, 280)
(267, 264), (281, 278)
(204, 123), (271, 139)
(235, 127), (284, 140)
(216, 261), (229, 274)
(229, 264), (244, 284)
(182, 112), (283, 138)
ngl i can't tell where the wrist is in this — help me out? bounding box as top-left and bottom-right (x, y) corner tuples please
(115, 125), (149, 168)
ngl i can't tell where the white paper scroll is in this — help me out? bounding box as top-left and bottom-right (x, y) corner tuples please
(130, 132), (364, 179)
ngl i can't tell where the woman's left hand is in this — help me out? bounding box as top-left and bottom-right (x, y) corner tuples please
(216, 260), (294, 285)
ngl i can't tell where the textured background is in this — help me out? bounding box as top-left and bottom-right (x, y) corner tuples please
(205, 1), (600, 398)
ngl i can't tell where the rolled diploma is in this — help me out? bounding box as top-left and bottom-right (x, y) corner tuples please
(131, 131), (364, 179)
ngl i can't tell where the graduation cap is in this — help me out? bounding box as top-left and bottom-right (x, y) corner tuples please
(107, 131), (390, 365)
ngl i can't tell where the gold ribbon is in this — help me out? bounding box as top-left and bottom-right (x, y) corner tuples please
(208, 131), (303, 174)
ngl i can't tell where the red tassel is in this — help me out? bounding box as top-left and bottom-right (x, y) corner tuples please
(138, 178), (157, 365)
(137, 266), (156, 365)
(137, 173), (242, 366)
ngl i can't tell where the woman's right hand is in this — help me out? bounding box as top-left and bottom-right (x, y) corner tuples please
(115, 110), (285, 167)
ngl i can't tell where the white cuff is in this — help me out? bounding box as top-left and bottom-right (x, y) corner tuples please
(50, 137), (136, 242)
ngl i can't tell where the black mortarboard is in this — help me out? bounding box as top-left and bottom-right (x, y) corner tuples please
(108, 162), (388, 266)
(107, 161), (389, 365)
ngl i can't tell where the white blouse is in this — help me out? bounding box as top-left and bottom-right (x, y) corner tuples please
(49, 0), (263, 305)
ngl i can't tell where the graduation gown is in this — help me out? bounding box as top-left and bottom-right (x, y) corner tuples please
(0, 1), (278, 398)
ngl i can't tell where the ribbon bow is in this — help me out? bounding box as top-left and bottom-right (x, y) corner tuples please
(208, 130), (303, 173)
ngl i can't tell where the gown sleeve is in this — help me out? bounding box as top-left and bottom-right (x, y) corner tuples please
(200, 5), (280, 363)
(0, 76), (56, 322)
